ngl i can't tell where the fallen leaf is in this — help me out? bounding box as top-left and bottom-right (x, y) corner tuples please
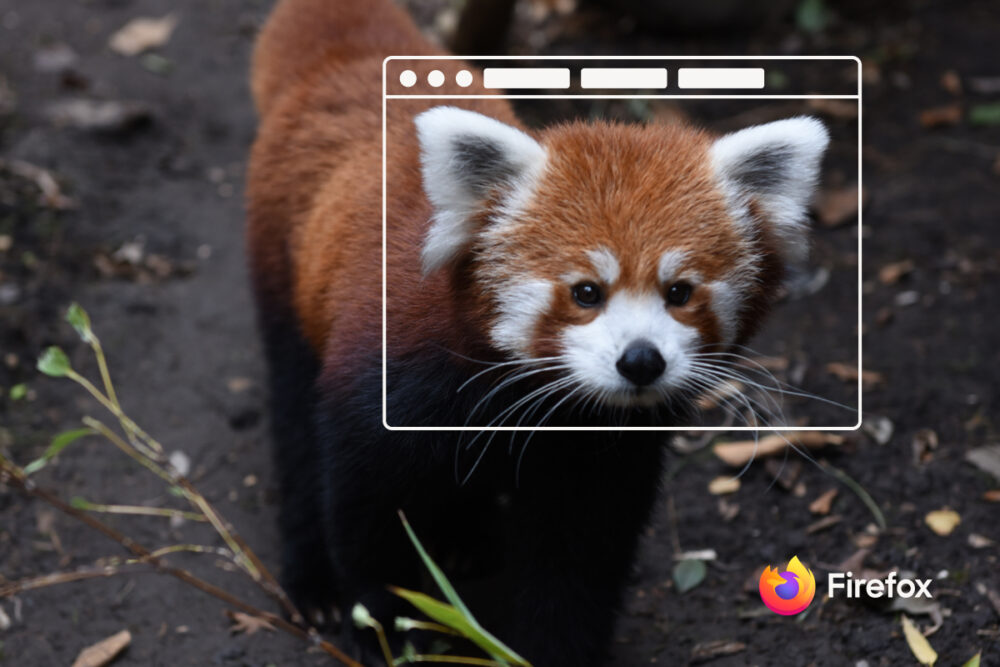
(920, 104), (962, 129)
(714, 432), (844, 467)
(47, 98), (151, 132)
(226, 610), (275, 636)
(690, 639), (746, 663)
(878, 259), (914, 285)
(707, 476), (740, 495)
(825, 362), (885, 389)
(834, 548), (870, 574)
(924, 509), (961, 536)
(71, 629), (131, 667)
(940, 70), (962, 95)
(764, 458), (802, 491)
(806, 514), (842, 534)
(983, 489), (1000, 502)
(862, 415), (894, 445)
(901, 615), (937, 666)
(672, 559), (706, 594)
(965, 445), (1000, 482)
(717, 498), (740, 522)
(889, 596), (943, 635)
(0, 158), (76, 209)
(961, 652), (982, 667)
(809, 488), (838, 515)
(814, 184), (864, 227)
(109, 15), (179, 57)
(912, 429), (939, 464)
(968, 533), (994, 549)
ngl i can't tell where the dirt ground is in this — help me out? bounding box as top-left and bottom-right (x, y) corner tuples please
(1, 0), (998, 665)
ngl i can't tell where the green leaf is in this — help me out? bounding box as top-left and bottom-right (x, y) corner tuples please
(391, 587), (528, 666)
(65, 303), (93, 343)
(961, 651), (982, 667)
(796, 0), (830, 33)
(672, 559), (707, 594)
(969, 103), (1000, 126)
(22, 427), (94, 475)
(69, 496), (90, 510)
(37, 347), (71, 377)
(9, 383), (27, 400)
(399, 511), (473, 618)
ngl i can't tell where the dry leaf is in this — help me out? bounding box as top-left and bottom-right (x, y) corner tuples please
(814, 185), (864, 227)
(912, 429), (939, 464)
(919, 104), (962, 129)
(862, 415), (894, 445)
(901, 615), (937, 666)
(940, 70), (962, 95)
(713, 431), (844, 467)
(968, 533), (994, 549)
(965, 445), (1000, 482)
(47, 99), (151, 132)
(0, 158), (76, 209)
(825, 362), (885, 389)
(983, 489), (1000, 502)
(809, 488), (838, 515)
(805, 514), (842, 534)
(690, 639), (746, 663)
(71, 629), (131, 667)
(878, 259), (914, 285)
(924, 509), (961, 536)
(226, 610), (275, 636)
(707, 476), (740, 495)
(109, 15), (179, 57)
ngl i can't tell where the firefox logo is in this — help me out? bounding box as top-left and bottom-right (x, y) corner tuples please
(758, 556), (817, 615)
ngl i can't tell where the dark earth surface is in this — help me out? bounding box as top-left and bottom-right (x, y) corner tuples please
(1, 0), (998, 665)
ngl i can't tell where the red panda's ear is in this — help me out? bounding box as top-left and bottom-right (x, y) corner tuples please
(710, 116), (829, 265)
(415, 106), (546, 275)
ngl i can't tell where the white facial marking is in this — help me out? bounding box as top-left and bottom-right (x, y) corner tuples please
(710, 116), (829, 264)
(561, 291), (700, 406)
(490, 278), (553, 356)
(706, 280), (741, 344)
(586, 246), (620, 284)
(415, 106), (547, 274)
(657, 249), (689, 284)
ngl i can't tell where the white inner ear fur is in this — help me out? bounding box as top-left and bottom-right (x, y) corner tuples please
(414, 106), (547, 275)
(710, 116), (829, 264)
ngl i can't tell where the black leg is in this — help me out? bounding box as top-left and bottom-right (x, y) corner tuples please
(259, 310), (339, 624)
(493, 439), (665, 667)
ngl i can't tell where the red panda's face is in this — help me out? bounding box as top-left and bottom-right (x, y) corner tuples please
(416, 108), (828, 410)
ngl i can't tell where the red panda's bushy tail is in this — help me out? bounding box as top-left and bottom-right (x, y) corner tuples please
(251, 0), (440, 116)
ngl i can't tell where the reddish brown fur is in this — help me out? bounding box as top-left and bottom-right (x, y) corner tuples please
(248, 0), (780, 386)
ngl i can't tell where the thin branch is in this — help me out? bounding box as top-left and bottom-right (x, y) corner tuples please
(0, 461), (361, 667)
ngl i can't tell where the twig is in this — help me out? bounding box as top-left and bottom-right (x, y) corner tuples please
(0, 461), (361, 667)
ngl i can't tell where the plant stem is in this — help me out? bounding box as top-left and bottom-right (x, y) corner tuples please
(0, 461), (361, 667)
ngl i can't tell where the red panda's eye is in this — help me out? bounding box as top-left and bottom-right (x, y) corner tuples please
(666, 282), (693, 306)
(572, 282), (603, 308)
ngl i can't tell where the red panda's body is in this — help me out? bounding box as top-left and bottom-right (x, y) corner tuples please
(248, 1), (828, 663)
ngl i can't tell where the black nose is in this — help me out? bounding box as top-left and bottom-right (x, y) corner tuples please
(616, 340), (666, 387)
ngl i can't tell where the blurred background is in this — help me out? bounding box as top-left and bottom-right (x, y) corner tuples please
(0, 0), (998, 664)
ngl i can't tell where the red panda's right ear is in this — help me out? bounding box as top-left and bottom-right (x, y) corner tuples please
(415, 106), (546, 275)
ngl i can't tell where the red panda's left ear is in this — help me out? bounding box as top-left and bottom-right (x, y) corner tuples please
(710, 116), (829, 265)
(415, 106), (546, 275)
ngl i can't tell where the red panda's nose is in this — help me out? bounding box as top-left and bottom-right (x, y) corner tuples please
(616, 340), (666, 387)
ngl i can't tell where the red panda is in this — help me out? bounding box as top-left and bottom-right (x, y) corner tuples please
(247, 0), (828, 663)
